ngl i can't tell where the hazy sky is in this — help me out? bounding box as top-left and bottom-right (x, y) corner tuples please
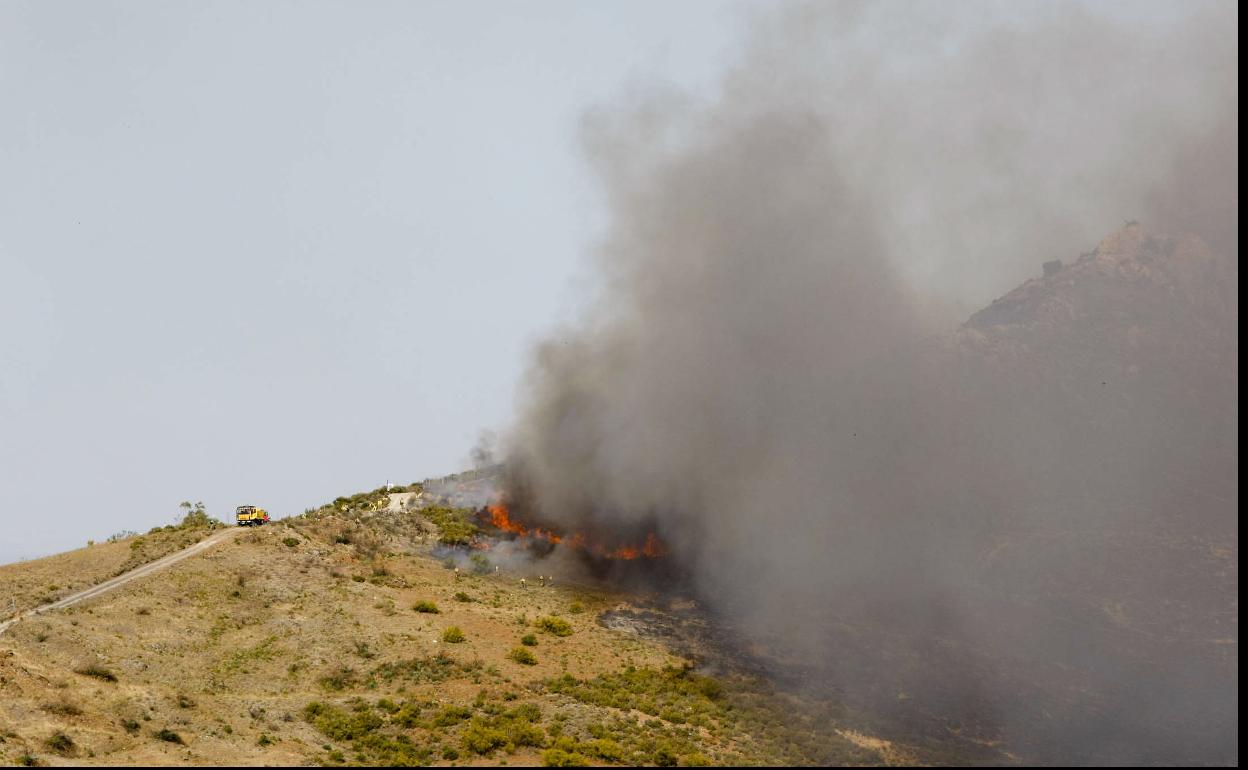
(0, 0), (1222, 562)
(0, 0), (754, 561)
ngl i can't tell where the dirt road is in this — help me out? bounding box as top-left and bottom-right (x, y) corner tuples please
(0, 527), (242, 637)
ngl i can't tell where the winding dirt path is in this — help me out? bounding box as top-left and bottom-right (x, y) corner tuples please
(0, 527), (242, 637)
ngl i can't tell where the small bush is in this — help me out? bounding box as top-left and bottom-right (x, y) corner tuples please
(422, 506), (478, 545)
(587, 738), (625, 762)
(303, 702), (383, 741)
(460, 718), (508, 755)
(508, 647), (537, 666)
(121, 719), (140, 734)
(41, 702), (82, 717)
(453, 591), (474, 602)
(374, 599), (396, 616)
(568, 602), (584, 614)
(506, 702), (542, 723)
(318, 667), (359, 691)
(521, 634), (538, 647)
(431, 705), (473, 727)
(535, 616), (573, 637)
(543, 748), (589, 766)
(391, 702), (422, 728)
(442, 626), (466, 644)
(413, 600), (440, 614)
(154, 728), (184, 744)
(372, 653), (459, 684)
(257, 733), (274, 746)
(74, 663), (117, 682)
(44, 732), (75, 755)
(282, 537), (300, 548)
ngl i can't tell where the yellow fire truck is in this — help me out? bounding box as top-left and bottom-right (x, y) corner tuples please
(235, 505), (271, 527)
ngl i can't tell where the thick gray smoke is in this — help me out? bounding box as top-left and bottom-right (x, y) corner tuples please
(504, 2), (1236, 764)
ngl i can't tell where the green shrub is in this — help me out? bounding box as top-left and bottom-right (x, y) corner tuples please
(120, 719), (140, 734)
(372, 653), (459, 684)
(568, 602), (584, 614)
(521, 634), (538, 647)
(453, 591), (474, 602)
(303, 702), (383, 741)
(154, 728), (184, 744)
(413, 600), (440, 614)
(390, 702), (422, 728)
(460, 718), (508, 755)
(442, 626), (466, 644)
(318, 667), (359, 691)
(422, 506), (479, 545)
(535, 616), (573, 637)
(44, 732), (74, 755)
(507, 702), (541, 722)
(542, 748), (589, 766)
(469, 552), (491, 574)
(431, 705), (473, 728)
(587, 738), (625, 762)
(503, 718), (545, 748)
(508, 647), (537, 666)
(282, 537), (300, 548)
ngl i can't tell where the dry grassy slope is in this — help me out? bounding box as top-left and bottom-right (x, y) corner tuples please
(0, 510), (892, 767)
(0, 525), (224, 619)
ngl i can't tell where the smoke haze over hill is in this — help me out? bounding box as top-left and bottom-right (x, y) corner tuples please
(502, 2), (1237, 763)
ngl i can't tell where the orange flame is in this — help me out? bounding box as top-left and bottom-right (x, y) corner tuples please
(482, 503), (665, 561)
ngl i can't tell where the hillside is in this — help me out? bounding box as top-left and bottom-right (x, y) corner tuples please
(0, 493), (893, 767)
(0, 224), (1235, 767)
(0, 517), (226, 620)
(905, 223), (1238, 764)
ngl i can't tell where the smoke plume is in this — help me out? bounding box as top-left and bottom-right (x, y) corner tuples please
(503, 2), (1237, 763)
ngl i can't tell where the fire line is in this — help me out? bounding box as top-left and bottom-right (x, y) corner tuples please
(483, 503), (667, 560)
